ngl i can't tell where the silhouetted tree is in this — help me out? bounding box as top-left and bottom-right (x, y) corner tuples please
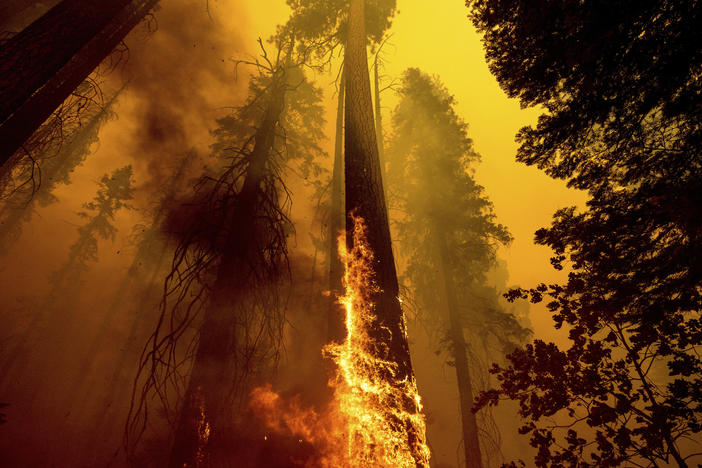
(386, 68), (528, 468)
(0, 165), (134, 389)
(469, 1), (702, 466)
(0, 0), (158, 166)
(327, 68), (346, 343)
(126, 38), (327, 467)
(67, 151), (195, 415)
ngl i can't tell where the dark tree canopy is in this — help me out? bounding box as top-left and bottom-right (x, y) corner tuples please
(283, 0), (396, 50)
(469, 1), (702, 466)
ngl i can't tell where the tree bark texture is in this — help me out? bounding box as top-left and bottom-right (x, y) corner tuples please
(373, 54), (385, 165)
(0, 0), (159, 166)
(344, 0), (424, 463)
(345, 0), (412, 381)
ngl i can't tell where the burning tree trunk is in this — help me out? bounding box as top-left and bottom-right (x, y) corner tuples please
(436, 231), (484, 468)
(167, 72), (288, 468)
(0, 0), (158, 166)
(342, 0), (427, 465)
(328, 68), (346, 344)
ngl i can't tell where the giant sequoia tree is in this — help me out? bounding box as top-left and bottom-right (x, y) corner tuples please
(386, 68), (528, 468)
(126, 38), (327, 467)
(469, 1), (702, 466)
(285, 1), (428, 464)
(0, 0), (158, 166)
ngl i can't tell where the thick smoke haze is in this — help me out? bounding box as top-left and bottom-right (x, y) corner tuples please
(0, 1), (598, 467)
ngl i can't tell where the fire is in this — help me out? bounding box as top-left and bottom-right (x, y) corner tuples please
(249, 215), (430, 467)
(325, 214), (431, 467)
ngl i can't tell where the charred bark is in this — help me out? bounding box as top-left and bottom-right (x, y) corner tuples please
(168, 74), (287, 468)
(0, 0), (158, 166)
(344, 0), (424, 463)
(327, 68), (346, 344)
(436, 231), (484, 468)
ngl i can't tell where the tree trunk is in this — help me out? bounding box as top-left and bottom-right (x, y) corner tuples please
(344, 0), (424, 463)
(373, 54), (385, 167)
(327, 68), (346, 344)
(0, 0), (158, 166)
(168, 76), (286, 468)
(436, 230), (484, 468)
(0, 85), (123, 255)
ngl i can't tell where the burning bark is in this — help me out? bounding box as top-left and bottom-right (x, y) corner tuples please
(343, 0), (429, 464)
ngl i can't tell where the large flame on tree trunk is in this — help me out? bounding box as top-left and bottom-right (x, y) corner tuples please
(248, 215), (430, 467)
(324, 214), (430, 467)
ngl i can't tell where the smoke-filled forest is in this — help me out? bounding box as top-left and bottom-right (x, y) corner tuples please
(0, 1), (700, 467)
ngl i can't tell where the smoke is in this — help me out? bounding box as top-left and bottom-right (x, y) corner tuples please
(0, 1), (257, 466)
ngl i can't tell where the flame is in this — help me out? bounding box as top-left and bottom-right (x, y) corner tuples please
(248, 215), (430, 467)
(325, 214), (431, 467)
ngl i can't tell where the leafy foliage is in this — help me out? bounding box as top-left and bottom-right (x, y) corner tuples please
(469, 0), (702, 465)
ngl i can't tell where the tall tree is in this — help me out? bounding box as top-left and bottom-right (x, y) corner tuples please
(126, 40), (327, 467)
(344, 0), (412, 419)
(469, 1), (702, 466)
(386, 68), (527, 468)
(284, 1), (429, 464)
(0, 0), (158, 165)
(0, 165), (134, 390)
(66, 150), (195, 414)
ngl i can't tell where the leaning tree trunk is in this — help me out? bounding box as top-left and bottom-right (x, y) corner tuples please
(344, 0), (424, 462)
(436, 230), (484, 468)
(327, 67), (346, 344)
(0, 0), (159, 166)
(0, 85), (123, 255)
(168, 77), (287, 468)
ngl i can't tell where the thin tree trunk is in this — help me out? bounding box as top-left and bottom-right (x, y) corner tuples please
(0, 0), (158, 166)
(436, 230), (484, 468)
(344, 0), (424, 463)
(168, 77), (286, 468)
(328, 67), (346, 344)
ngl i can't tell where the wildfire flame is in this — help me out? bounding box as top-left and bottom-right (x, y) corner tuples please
(250, 215), (430, 467)
(324, 214), (430, 467)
